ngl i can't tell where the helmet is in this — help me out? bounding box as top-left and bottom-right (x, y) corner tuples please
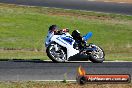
(49, 25), (58, 32)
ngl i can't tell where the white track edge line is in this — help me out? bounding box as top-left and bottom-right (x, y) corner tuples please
(34, 80), (76, 82)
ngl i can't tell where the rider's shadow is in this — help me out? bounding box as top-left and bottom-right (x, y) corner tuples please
(68, 54), (89, 61)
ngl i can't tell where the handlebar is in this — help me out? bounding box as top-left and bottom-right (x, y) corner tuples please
(55, 29), (69, 35)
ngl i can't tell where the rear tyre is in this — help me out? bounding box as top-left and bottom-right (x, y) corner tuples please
(89, 44), (105, 63)
(46, 42), (67, 63)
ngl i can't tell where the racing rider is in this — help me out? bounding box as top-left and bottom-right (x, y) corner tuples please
(45, 25), (92, 48)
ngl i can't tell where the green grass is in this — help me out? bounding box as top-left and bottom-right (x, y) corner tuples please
(0, 3), (132, 61)
(0, 50), (48, 60)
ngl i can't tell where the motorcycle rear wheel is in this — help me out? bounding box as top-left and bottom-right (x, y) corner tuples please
(88, 44), (105, 63)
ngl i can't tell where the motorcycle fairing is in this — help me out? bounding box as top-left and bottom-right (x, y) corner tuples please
(50, 33), (79, 59)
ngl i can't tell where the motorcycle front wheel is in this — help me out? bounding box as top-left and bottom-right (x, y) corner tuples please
(46, 42), (67, 62)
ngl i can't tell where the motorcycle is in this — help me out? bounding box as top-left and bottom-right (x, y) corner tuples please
(45, 31), (105, 63)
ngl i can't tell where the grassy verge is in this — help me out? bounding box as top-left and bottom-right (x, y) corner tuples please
(0, 81), (131, 88)
(0, 3), (132, 61)
(0, 50), (48, 60)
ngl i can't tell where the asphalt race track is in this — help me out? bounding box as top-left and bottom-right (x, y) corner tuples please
(0, 60), (132, 81)
(0, 0), (132, 81)
(0, 0), (132, 15)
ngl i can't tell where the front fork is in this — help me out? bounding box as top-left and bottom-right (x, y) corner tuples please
(54, 44), (59, 51)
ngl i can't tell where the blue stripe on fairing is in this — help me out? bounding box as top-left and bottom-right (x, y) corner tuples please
(56, 37), (67, 45)
(61, 37), (73, 45)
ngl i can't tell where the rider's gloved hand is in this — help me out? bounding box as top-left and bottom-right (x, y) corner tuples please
(62, 28), (69, 32)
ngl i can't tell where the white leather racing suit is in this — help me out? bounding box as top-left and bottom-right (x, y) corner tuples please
(45, 31), (54, 47)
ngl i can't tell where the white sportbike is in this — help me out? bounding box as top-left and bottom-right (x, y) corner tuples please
(46, 32), (105, 63)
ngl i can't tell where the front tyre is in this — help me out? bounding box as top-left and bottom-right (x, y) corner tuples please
(46, 42), (67, 62)
(89, 44), (105, 63)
